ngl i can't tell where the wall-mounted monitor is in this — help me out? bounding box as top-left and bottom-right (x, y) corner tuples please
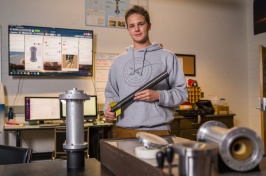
(60, 95), (98, 122)
(8, 25), (93, 76)
(25, 97), (60, 122)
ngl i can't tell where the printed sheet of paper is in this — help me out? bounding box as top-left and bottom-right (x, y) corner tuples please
(95, 52), (119, 103)
(85, 0), (148, 28)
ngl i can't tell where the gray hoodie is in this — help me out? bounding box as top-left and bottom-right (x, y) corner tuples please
(104, 43), (188, 131)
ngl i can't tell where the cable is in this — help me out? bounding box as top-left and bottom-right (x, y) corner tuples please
(91, 78), (97, 96)
(12, 76), (23, 107)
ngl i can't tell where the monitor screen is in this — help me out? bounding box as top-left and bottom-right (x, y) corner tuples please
(60, 95), (98, 122)
(8, 25), (93, 76)
(25, 97), (60, 121)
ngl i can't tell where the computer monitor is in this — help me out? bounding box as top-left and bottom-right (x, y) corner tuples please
(60, 95), (98, 122)
(8, 25), (93, 77)
(25, 97), (60, 123)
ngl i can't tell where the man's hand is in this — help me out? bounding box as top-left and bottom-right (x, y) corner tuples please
(134, 89), (160, 102)
(105, 105), (116, 122)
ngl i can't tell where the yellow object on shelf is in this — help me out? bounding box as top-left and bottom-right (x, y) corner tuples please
(213, 105), (229, 114)
(179, 104), (193, 110)
(187, 86), (201, 103)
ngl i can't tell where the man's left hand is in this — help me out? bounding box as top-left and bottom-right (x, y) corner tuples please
(134, 89), (159, 102)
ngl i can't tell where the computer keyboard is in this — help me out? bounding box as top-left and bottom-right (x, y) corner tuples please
(39, 123), (60, 127)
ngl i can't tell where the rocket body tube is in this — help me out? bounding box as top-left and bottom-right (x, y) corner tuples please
(111, 71), (169, 112)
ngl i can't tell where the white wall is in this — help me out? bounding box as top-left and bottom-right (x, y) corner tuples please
(0, 0), (253, 151)
(150, 0), (249, 128)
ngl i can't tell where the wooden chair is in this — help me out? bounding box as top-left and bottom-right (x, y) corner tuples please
(0, 145), (32, 165)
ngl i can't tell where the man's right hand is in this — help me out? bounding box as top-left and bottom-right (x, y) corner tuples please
(105, 105), (116, 122)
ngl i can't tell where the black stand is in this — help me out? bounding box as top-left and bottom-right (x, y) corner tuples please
(215, 154), (260, 173)
(67, 150), (85, 169)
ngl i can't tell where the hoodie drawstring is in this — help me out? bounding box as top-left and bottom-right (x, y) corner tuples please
(131, 48), (147, 76)
(131, 50), (135, 75)
(140, 48), (147, 76)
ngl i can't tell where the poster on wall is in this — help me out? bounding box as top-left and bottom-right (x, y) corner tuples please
(85, 0), (148, 28)
(254, 0), (266, 35)
(95, 52), (119, 103)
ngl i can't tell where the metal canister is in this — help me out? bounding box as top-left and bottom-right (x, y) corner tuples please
(59, 88), (90, 169)
(197, 121), (263, 172)
(172, 142), (218, 176)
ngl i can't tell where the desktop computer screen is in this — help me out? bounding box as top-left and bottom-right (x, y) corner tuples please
(8, 25), (94, 77)
(25, 97), (60, 121)
(60, 95), (98, 122)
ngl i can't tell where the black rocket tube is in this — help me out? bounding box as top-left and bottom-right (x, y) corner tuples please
(111, 71), (169, 112)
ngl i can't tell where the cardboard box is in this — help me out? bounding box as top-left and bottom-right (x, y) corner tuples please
(213, 106), (229, 114)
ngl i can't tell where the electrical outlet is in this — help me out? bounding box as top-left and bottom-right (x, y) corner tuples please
(201, 92), (204, 98)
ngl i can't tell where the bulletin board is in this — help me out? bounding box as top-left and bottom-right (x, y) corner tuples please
(94, 52), (119, 104)
(85, 0), (149, 28)
(175, 54), (196, 76)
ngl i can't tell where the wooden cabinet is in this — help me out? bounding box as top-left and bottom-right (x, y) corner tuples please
(170, 116), (200, 141)
(200, 114), (234, 128)
(170, 114), (235, 141)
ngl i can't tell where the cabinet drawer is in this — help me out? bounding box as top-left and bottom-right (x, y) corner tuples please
(201, 116), (234, 128)
(170, 118), (179, 130)
(179, 118), (200, 129)
(170, 129), (179, 136)
(179, 129), (198, 141)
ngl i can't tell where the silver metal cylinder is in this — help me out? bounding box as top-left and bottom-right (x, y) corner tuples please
(197, 121), (263, 172)
(59, 88), (90, 169)
(172, 142), (218, 176)
(59, 88), (90, 151)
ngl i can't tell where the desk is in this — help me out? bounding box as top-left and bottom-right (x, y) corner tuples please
(4, 122), (113, 160)
(0, 158), (114, 176)
(101, 137), (266, 176)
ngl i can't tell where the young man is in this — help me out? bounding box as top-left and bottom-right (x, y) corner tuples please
(104, 5), (188, 138)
